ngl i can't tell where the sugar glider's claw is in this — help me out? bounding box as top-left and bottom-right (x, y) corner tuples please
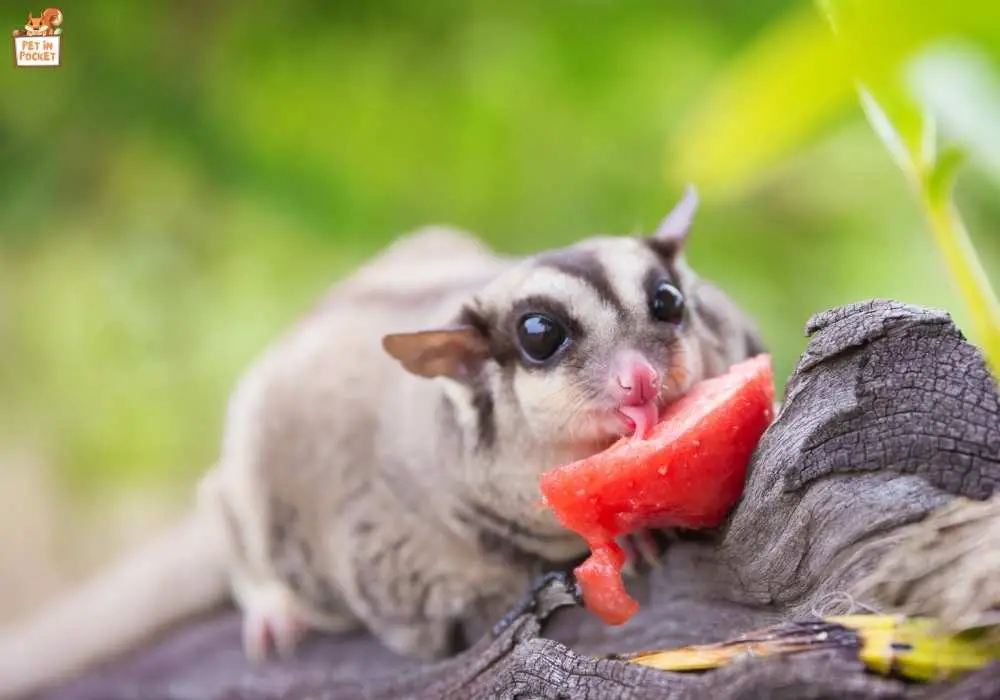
(241, 595), (310, 662)
(632, 530), (665, 570)
(617, 535), (638, 577)
(243, 610), (272, 663)
(617, 530), (666, 574)
(273, 612), (309, 659)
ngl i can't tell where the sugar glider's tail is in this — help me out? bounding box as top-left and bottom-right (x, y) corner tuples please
(0, 507), (231, 699)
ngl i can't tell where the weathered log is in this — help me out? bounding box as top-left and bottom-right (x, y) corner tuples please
(40, 299), (1000, 700)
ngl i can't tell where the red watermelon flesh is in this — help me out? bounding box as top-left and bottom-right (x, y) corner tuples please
(539, 354), (775, 625)
(572, 541), (638, 625)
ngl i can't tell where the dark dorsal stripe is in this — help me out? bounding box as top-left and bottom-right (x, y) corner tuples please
(642, 237), (683, 285)
(458, 304), (516, 366)
(438, 383), (496, 455)
(470, 379), (495, 451)
(535, 249), (626, 316)
(642, 237), (685, 318)
(645, 237), (682, 262)
(451, 305), (501, 451)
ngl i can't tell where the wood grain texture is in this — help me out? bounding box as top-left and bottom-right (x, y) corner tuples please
(39, 299), (1000, 700)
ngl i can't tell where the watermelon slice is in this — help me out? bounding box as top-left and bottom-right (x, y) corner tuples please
(539, 353), (776, 625)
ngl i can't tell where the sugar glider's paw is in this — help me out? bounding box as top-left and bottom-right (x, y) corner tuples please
(241, 588), (311, 662)
(617, 529), (666, 575)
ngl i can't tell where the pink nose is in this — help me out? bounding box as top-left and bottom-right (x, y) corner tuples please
(614, 356), (659, 406)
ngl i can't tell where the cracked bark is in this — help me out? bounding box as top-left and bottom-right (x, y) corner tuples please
(39, 299), (1000, 700)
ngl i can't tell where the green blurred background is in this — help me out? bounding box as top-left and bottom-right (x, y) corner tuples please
(1, 1), (998, 621)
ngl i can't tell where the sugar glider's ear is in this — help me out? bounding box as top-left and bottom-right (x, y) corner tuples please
(650, 184), (699, 256)
(383, 326), (491, 381)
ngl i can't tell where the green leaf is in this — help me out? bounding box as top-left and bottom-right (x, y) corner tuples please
(856, 85), (915, 178)
(857, 72), (934, 175)
(926, 146), (968, 205)
(667, 5), (855, 196)
(670, 0), (1000, 196)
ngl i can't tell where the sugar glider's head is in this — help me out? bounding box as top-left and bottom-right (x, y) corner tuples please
(383, 186), (734, 463)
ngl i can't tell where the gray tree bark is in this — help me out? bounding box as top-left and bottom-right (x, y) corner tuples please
(41, 299), (1000, 700)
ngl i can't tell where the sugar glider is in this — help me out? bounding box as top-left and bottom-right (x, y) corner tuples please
(0, 186), (765, 698)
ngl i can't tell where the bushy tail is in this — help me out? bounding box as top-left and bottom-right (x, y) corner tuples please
(0, 509), (230, 699)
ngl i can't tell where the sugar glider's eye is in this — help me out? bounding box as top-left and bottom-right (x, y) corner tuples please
(649, 280), (685, 324)
(516, 313), (569, 363)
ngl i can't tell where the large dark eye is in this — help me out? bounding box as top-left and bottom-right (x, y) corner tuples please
(516, 313), (568, 363)
(650, 280), (685, 324)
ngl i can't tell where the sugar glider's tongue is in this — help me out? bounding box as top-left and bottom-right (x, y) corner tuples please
(619, 402), (659, 440)
(609, 349), (662, 440)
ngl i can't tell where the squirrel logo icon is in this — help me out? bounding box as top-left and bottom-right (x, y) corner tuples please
(12, 7), (62, 38)
(11, 7), (63, 67)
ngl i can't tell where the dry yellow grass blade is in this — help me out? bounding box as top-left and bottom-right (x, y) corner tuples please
(613, 614), (1000, 683)
(612, 618), (856, 671)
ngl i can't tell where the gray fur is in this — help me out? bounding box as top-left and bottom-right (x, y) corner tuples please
(206, 195), (765, 661)
(0, 190), (766, 697)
